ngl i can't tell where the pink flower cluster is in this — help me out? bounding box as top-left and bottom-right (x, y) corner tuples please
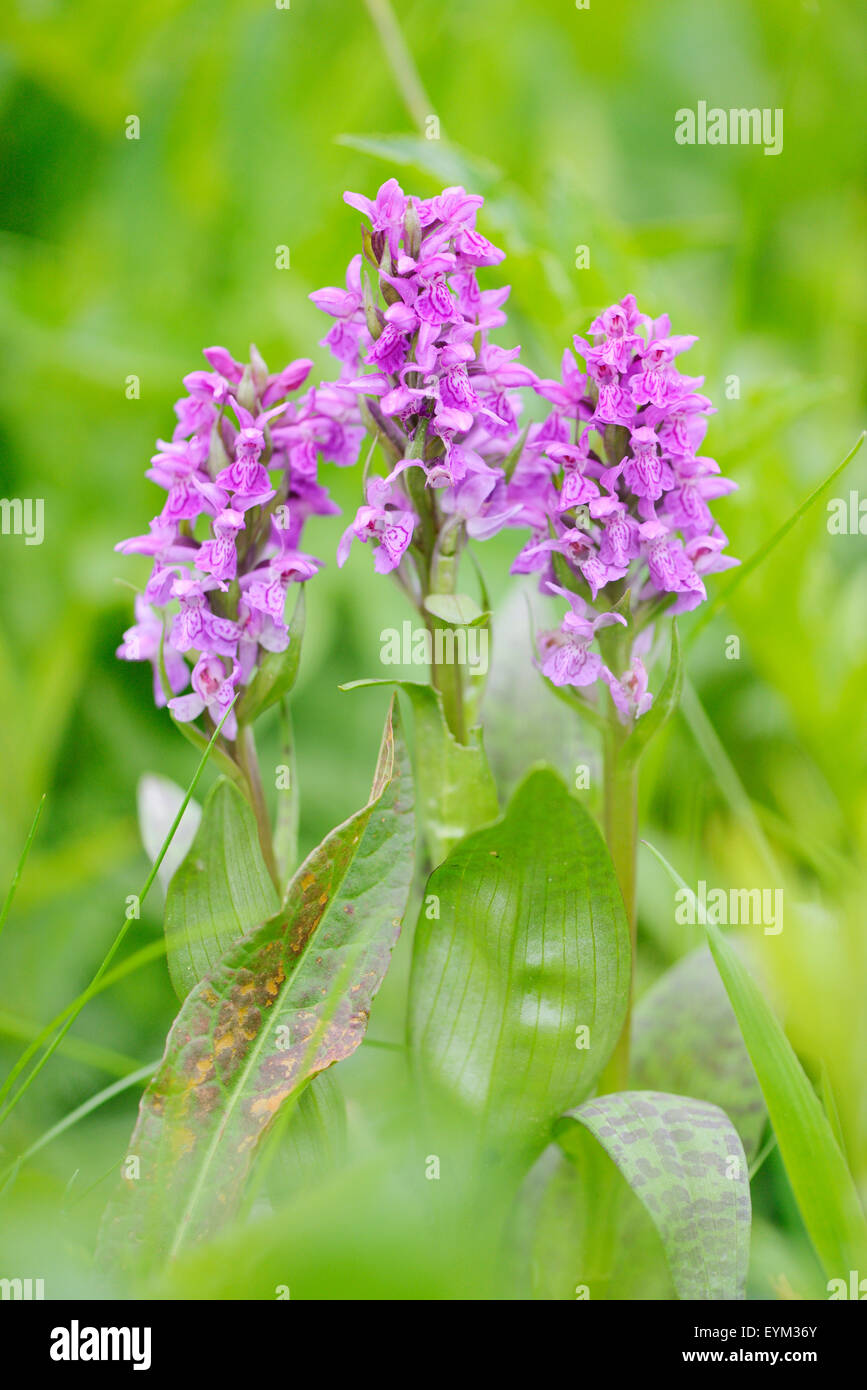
(115, 345), (355, 739)
(506, 295), (738, 721)
(309, 178), (536, 574)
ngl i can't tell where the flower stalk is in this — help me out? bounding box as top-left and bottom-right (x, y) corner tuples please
(600, 713), (638, 1092)
(235, 722), (280, 891)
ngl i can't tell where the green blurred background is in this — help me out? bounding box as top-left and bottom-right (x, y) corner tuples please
(0, 0), (864, 1298)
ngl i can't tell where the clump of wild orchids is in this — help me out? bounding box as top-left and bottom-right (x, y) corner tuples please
(506, 294), (738, 725)
(309, 177), (536, 739)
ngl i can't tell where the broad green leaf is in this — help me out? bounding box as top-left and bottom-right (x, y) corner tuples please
(235, 586), (305, 724)
(631, 946), (766, 1159)
(164, 777), (279, 1000)
(99, 700), (415, 1275)
(136, 775), (201, 894)
(555, 1090), (752, 1300)
(409, 768), (630, 1159)
(341, 678), (498, 864)
(423, 592), (486, 626)
(645, 839), (867, 1279)
(621, 621), (682, 762)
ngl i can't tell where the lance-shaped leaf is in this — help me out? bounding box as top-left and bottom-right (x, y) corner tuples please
(631, 946), (766, 1159)
(342, 678), (498, 864)
(555, 1090), (752, 1300)
(409, 768), (630, 1159)
(645, 839), (867, 1279)
(705, 923), (867, 1280)
(99, 699), (414, 1276)
(163, 777), (279, 1000)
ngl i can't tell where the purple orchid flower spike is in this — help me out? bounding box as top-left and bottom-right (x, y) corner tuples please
(310, 178), (538, 742)
(502, 296), (740, 1097)
(503, 294), (738, 727)
(114, 341), (345, 886)
(114, 343), (344, 741)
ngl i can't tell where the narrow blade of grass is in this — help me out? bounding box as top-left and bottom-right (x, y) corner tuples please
(0, 1061), (158, 1190)
(0, 700), (236, 1128)
(643, 838), (867, 1279)
(0, 793), (46, 941)
(690, 430), (864, 642)
(679, 677), (778, 879)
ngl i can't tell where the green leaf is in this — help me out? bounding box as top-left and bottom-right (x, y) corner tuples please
(555, 1090), (752, 1300)
(519, 1142), (675, 1301)
(341, 678), (498, 864)
(270, 1070), (347, 1197)
(423, 592), (486, 626)
(620, 621), (682, 762)
(631, 946), (766, 1159)
(409, 767), (630, 1160)
(164, 777), (280, 1000)
(99, 700), (415, 1275)
(235, 586), (305, 724)
(705, 926), (867, 1279)
(644, 838), (867, 1279)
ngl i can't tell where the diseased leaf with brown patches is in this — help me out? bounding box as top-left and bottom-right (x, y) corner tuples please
(99, 700), (414, 1277)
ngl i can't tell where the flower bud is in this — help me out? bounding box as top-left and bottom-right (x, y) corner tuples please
(404, 201), (422, 260)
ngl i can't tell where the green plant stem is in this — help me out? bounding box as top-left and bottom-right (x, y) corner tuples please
(236, 723), (279, 891)
(427, 524), (467, 743)
(599, 718), (638, 1093)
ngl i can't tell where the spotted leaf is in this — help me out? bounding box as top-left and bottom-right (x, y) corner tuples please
(99, 699), (414, 1276)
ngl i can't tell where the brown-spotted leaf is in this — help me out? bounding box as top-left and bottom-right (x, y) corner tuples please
(99, 699), (414, 1277)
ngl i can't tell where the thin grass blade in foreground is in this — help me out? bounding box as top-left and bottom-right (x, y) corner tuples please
(0, 792), (46, 941)
(688, 430), (865, 643)
(644, 839), (867, 1281)
(630, 946), (766, 1160)
(0, 700), (237, 1128)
